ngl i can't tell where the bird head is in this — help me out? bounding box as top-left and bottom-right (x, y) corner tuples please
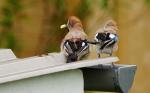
(60, 16), (83, 31)
(104, 20), (118, 34)
(105, 20), (117, 27)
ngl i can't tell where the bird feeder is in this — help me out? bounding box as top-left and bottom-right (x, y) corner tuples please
(0, 49), (136, 93)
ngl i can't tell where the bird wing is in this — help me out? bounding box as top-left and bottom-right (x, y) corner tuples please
(76, 40), (89, 59)
(100, 34), (118, 50)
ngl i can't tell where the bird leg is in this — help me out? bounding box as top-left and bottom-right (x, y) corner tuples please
(111, 62), (115, 68)
(109, 49), (115, 68)
(97, 53), (104, 68)
(98, 53), (101, 58)
(109, 53), (112, 56)
(109, 48), (113, 56)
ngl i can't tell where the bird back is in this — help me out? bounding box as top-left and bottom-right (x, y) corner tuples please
(63, 40), (89, 62)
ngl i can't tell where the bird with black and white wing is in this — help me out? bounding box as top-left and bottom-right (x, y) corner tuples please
(60, 16), (89, 63)
(94, 20), (119, 58)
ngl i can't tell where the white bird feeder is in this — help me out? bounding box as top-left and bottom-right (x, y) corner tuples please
(0, 49), (136, 93)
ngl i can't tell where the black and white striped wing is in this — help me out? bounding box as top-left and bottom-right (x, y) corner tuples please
(63, 40), (89, 62)
(76, 40), (89, 60)
(100, 33), (118, 49)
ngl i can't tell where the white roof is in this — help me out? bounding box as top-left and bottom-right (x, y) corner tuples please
(0, 49), (16, 62)
(0, 49), (119, 84)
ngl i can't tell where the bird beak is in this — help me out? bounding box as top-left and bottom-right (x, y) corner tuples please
(60, 24), (67, 29)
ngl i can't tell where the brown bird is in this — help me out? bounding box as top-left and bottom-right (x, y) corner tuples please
(60, 16), (89, 63)
(94, 20), (118, 58)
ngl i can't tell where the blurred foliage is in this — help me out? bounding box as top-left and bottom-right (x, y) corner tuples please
(0, 0), (24, 50)
(100, 0), (109, 10)
(0, 0), (113, 54)
(145, 0), (150, 7)
(76, 0), (91, 20)
(7, 32), (16, 49)
(111, 1), (119, 20)
(36, 0), (92, 54)
(0, 0), (23, 28)
(0, 0), (149, 55)
(37, 0), (68, 53)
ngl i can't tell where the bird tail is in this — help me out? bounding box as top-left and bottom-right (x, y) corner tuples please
(67, 53), (78, 63)
(64, 40), (89, 63)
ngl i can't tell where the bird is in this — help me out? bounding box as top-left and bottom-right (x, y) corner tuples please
(60, 16), (89, 63)
(94, 20), (119, 59)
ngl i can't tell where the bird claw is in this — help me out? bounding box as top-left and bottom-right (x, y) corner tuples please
(111, 62), (116, 69)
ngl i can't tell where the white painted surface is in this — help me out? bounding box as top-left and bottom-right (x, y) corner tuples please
(0, 49), (119, 85)
(0, 55), (118, 84)
(0, 70), (84, 93)
(0, 49), (17, 62)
